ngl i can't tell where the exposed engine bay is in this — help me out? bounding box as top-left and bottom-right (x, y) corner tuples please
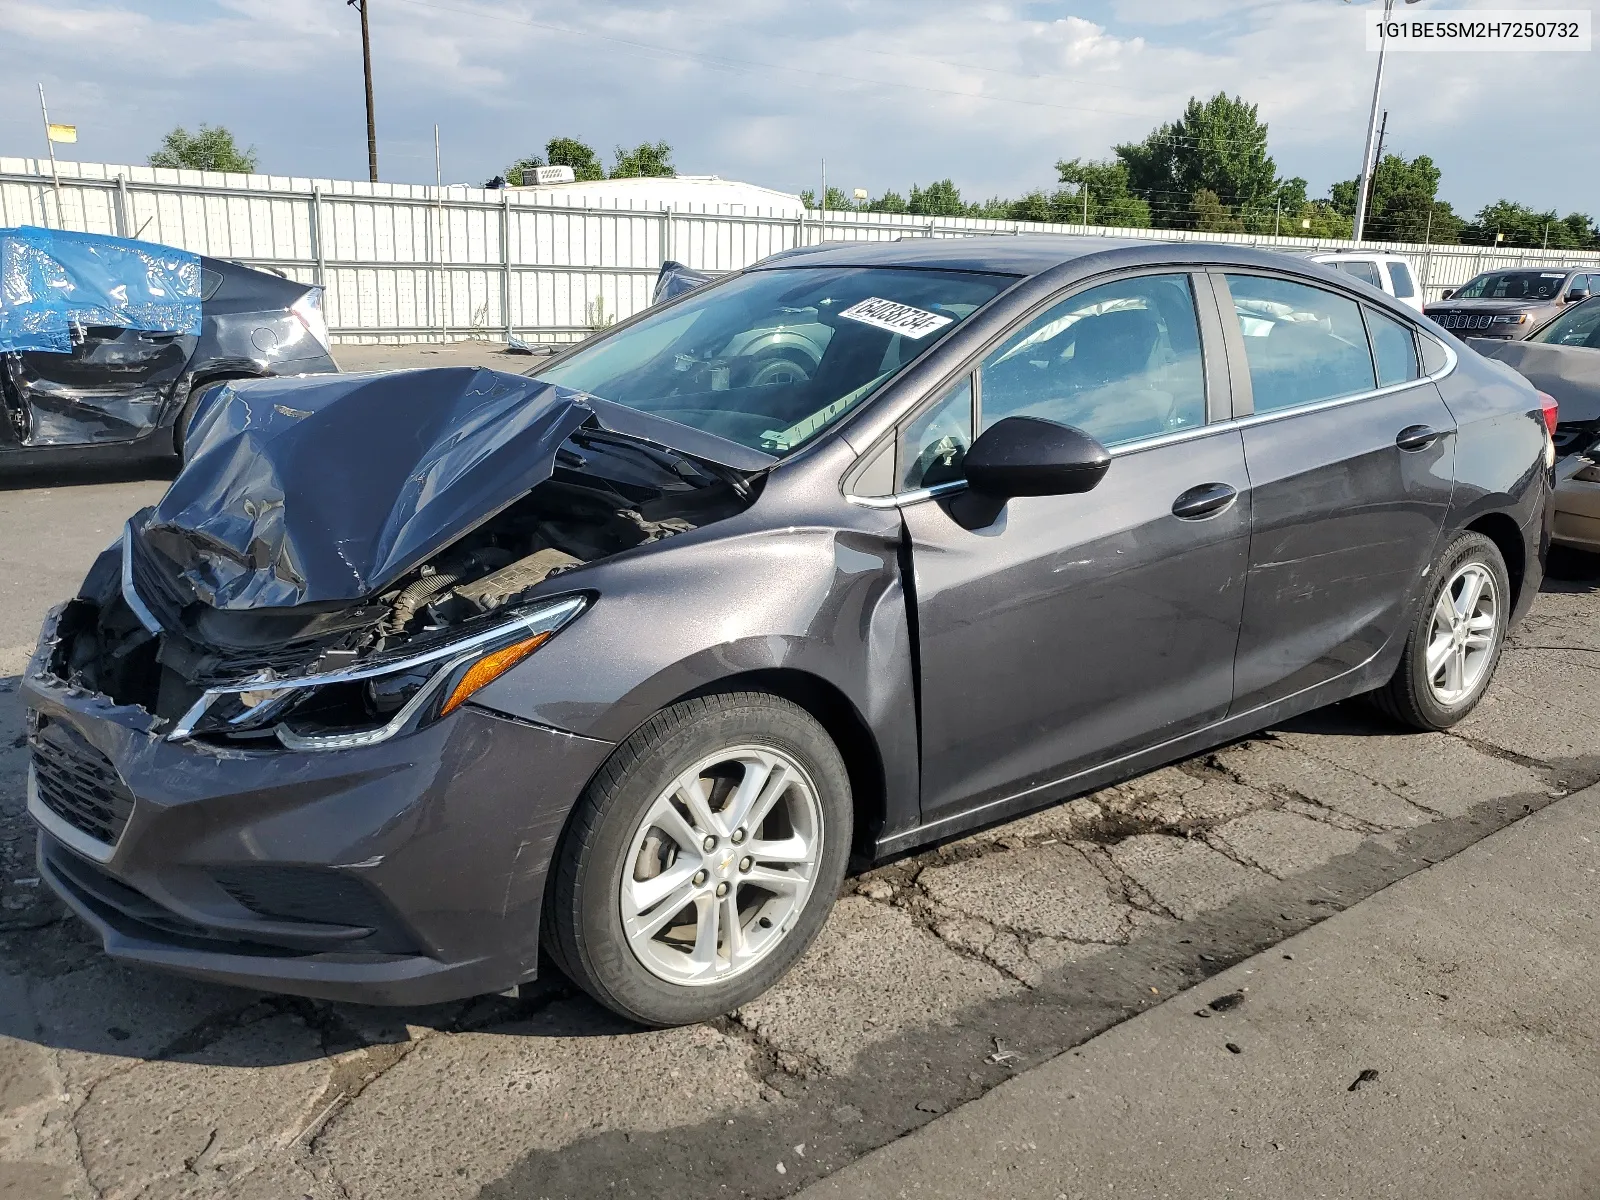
(38, 370), (765, 745)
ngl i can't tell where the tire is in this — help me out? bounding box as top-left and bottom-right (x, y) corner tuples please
(542, 692), (852, 1027)
(1370, 531), (1510, 731)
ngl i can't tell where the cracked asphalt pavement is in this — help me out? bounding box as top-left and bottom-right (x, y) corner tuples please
(2, 357), (1597, 1198)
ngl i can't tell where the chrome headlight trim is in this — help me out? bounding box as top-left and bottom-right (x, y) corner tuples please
(166, 595), (587, 745)
(121, 524), (163, 636)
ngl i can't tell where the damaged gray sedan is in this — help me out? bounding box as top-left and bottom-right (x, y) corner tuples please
(24, 238), (1551, 1025)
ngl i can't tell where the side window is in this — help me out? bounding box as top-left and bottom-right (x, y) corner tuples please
(899, 375), (973, 490)
(1418, 334), (1450, 375)
(1337, 260), (1383, 288)
(1365, 306), (1420, 387)
(1387, 260), (1416, 299)
(1223, 274), (1377, 413)
(978, 274), (1206, 447)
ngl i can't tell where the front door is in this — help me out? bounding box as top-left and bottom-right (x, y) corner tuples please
(902, 271), (1251, 824)
(1, 326), (195, 448)
(1216, 273), (1457, 712)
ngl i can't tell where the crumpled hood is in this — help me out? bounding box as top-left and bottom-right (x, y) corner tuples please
(136, 366), (774, 611)
(1472, 339), (1600, 423)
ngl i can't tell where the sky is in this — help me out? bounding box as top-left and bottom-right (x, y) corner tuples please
(0, 0), (1593, 219)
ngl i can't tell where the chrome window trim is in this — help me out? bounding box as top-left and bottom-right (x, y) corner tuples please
(27, 765), (118, 864)
(166, 596), (587, 744)
(120, 525), (163, 636)
(845, 479), (969, 509)
(840, 332), (1457, 507)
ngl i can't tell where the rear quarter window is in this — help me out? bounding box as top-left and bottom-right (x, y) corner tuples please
(1223, 275), (1377, 414)
(1387, 261), (1416, 299)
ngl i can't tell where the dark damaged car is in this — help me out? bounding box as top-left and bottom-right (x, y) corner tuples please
(23, 238), (1552, 1026)
(0, 226), (336, 470)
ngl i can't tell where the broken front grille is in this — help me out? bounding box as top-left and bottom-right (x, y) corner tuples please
(30, 718), (135, 849)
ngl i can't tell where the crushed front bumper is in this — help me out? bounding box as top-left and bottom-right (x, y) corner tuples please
(22, 656), (614, 1006)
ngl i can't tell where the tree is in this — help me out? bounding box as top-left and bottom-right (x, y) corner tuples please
(906, 180), (967, 217)
(866, 190), (908, 214)
(1461, 200), (1599, 249)
(495, 136), (605, 187)
(1190, 189), (1242, 233)
(149, 125), (258, 173)
(801, 186), (857, 210)
(1330, 153), (1462, 243)
(1115, 93), (1280, 228)
(1053, 158), (1152, 227)
(611, 141), (675, 178)
(546, 136), (604, 181)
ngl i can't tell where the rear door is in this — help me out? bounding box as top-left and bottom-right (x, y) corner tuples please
(1, 325), (196, 447)
(1218, 272), (1456, 713)
(899, 270), (1252, 824)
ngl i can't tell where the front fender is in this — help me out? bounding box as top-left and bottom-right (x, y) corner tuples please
(467, 521), (921, 840)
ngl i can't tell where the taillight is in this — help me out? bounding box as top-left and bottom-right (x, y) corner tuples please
(1538, 391), (1559, 436)
(290, 289), (330, 350)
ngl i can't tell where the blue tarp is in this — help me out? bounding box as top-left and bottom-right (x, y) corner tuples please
(0, 226), (201, 355)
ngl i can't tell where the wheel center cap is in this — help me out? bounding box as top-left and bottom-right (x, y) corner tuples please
(713, 852), (737, 880)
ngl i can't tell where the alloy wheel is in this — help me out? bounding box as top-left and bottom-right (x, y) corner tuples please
(1425, 562), (1498, 706)
(619, 744), (823, 986)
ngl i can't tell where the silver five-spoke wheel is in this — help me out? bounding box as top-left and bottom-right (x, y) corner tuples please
(620, 745), (822, 986)
(1425, 562), (1498, 705)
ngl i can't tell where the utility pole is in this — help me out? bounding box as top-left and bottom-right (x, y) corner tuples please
(1274, 194), (1282, 238)
(1352, 0), (1422, 242)
(1082, 185), (1089, 227)
(1363, 108), (1388, 237)
(819, 158), (826, 244)
(348, 0), (378, 182)
(36, 84), (65, 228)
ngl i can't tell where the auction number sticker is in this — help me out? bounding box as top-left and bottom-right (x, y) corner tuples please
(1364, 9), (1590, 51)
(838, 297), (953, 339)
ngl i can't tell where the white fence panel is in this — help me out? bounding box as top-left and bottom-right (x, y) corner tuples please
(4, 157), (1599, 345)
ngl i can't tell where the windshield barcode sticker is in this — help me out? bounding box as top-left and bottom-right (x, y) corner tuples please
(838, 297), (953, 340)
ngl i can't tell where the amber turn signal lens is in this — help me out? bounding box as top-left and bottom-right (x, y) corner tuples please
(440, 632), (552, 717)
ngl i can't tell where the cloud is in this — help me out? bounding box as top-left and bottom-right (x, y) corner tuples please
(0, 0), (1592, 216)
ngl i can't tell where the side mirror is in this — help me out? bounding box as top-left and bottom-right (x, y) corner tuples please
(963, 416), (1111, 499)
(1440, 288), (1455, 300)
(1567, 289), (1591, 303)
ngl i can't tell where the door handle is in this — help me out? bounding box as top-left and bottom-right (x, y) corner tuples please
(137, 331), (180, 343)
(1395, 425), (1439, 452)
(1171, 482), (1238, 520)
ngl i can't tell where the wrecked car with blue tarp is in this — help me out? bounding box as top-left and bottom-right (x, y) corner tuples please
(0, 225), (336, 469)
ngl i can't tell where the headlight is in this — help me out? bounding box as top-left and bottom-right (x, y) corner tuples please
(168, 596), (586, 750)
(1491, 314), (1528, 324)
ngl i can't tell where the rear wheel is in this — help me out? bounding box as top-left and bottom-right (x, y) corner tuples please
(1371, 531), (1509, 730)
(543, 693), (851, 1027)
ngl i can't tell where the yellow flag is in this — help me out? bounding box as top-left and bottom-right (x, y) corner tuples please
(46, 123), (76, 144)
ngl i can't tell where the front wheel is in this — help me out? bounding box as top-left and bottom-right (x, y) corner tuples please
(543, 693), (852, 1027)
(1371, 531), (1509, 730)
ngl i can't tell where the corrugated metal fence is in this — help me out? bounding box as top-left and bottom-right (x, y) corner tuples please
(6, 157), (1598, 346)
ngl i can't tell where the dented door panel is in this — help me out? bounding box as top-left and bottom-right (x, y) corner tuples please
(2, 328), (195, 447)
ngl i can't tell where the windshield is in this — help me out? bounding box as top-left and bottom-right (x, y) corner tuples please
(1453, 271), (1572, 302)
(536, 266), (1012, 456)
(1529, 297), (1600, 349)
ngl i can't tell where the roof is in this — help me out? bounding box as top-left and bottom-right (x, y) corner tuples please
(751, 234), (1323, 278)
